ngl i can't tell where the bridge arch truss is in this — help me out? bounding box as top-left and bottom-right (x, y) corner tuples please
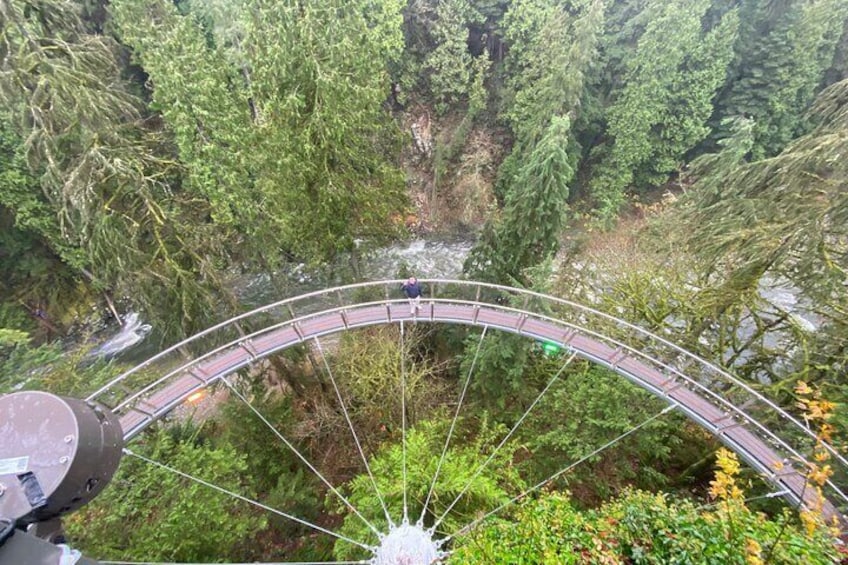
(87, 279), (848, 529)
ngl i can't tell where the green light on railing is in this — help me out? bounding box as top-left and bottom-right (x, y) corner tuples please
(542, 342), (561, 355)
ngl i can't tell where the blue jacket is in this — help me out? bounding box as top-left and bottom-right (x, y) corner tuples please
(402, 281), (422, 298)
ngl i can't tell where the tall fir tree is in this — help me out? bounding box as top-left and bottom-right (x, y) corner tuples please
(112, 0), (407, 264)
(714, 0), (848, 159)
(587, 0), (739, 221)
(422, 0), (481, 112)
(0, 0), (237, 337)
(496, 0), (604, 201)
(465, 115), (573, 284)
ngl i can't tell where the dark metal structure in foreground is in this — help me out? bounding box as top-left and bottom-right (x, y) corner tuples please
(0, 392), (121, 564)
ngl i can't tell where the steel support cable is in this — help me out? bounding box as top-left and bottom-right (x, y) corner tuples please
(467, 281), (848, 472)
(222, 379), (381, 537)
(85, 280), (394, 403)
(312, 337), (393, 530)
(419, 326), (489, 527)
(121, 449), (372, 552)
(695, 490), (790, 512)
(87, 279), (846, 475)
(115, 293), (840, 509)
(400, 320), (409, 524)
(431, 351), (578, 532)
(443, 403), (678, 543)
(88, 280), (847, 523)
(108, 294), (848, 520)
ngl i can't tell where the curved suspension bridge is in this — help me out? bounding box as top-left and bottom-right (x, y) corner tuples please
(84, 279), (847, 561)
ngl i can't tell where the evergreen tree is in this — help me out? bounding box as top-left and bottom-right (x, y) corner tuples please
(112, 0), (407, 265)
(496, 0), (604, 198)
(504, 0), (604, 148)
(676, 79), (848, 416)
(0, 0), (236, 338)
(66, 430), (266, 562)
(714, 0), (848, 159)
(587, 0), (739, 221)
(422, 0), (481, 112)
(465, 115), (573, 284)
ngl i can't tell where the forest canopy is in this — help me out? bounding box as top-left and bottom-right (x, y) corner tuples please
(2, 0), (848, 563)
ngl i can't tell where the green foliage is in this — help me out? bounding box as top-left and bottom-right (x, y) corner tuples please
(0, 1), (242, 339)
(450, 491), (610, 563)
(520, 364), (688, 501)
(451, 490), (841, 563)
(715, 0), (848, 159)
(588, 0), (739, 221)
(0, 333), (122, 397)
(495, 0), (602, 202)
(334, 327), (449, 436)
(502, 0), (604, 148)
(422, 0), (482, 112)
(675, 78), (848, 407)
(1, 0), (410, 338)
(67, 429), (266, 562)
(213, 387), (302, 494)
(0, 329), (29, 348)
(462, 330), (534, 409)
(333, 417), (525, 560)
(433, 54), (491, 191)
(209, 388), (327, 555)
(466, 115), (574, 283)
(113, 0), (408, 265)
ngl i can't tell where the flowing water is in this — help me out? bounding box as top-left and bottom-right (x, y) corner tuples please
(100, 236), (475, 360)
(94, 235), (822, 376)
(90, 312), (153, 358)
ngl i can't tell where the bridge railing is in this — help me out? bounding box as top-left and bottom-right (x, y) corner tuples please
(86, 279), (847, 516)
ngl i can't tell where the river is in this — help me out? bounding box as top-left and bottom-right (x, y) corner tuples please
(94, 234), (820, 380)
(95, 235), (475, 361)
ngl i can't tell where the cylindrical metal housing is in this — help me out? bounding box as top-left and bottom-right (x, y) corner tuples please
(0, 391), (123, 524)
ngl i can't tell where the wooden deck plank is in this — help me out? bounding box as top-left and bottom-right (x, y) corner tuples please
(300, 312), (347, 336)
(344, 305), (389, 326)
(474, 307), (517, 327)
(252, 327), (300, 354)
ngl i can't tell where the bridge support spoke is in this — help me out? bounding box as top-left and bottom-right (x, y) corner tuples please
(430, 351), (578, 533)
(400, 320), (409, 524)
(419, 326), (489, 528)
(122, 448), (374, 553)
(443, 404), (678, 543)
(222, 378), (383, 538)
(313, 337), (394, 530)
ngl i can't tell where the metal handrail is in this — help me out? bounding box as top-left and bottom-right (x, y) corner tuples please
(88, 279), (847, 474)
(105, 295), (848, 509)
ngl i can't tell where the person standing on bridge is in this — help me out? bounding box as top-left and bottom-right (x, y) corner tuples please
(402, 276), (422, 316)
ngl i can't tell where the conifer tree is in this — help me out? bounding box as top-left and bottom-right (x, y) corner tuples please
(465, 116), (573, 284)
(684, 79), (848, 309)
(422, 0), (481, 112)
(678, 79), (848, 395)
(715, 0), (848, 158)
(495, 0), (603, 200)
(0, 0), (235, 337)
(112, 0), (407, 264)
(588, 0), (739, 221)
